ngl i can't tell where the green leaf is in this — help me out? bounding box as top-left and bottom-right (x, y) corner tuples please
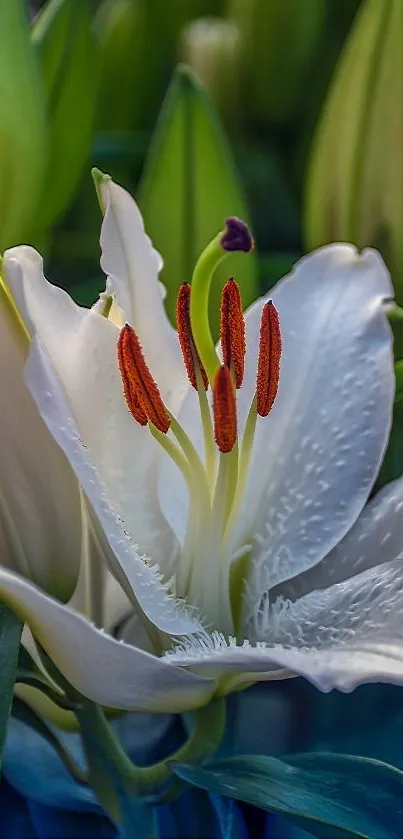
(0, 605), (22, 770)
(0, 0), (47, 249)
(138, 64), (258, 337)
(32, 0), (97, 227)
(173, 752), (403, 839)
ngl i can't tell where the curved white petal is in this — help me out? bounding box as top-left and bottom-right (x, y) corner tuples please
(0, 568), (214, 712)
(98, 176), (187, 410)
(167, 559), (403, 694)
(279, 476), (403, 600)
(0, 284), (82, 600)
(239, 245), (394, 607)
(3, 248), (203, 634)
(26, 337), (204, 636)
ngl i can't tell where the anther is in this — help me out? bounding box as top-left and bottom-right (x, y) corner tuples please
(213, 365), (237, 453)
(176, 283), (208, 391)
(220, 217), (254, 253)
(256, 301), (282, 417)
(220, 277), (246, 388)
(117, 324), (170, 433)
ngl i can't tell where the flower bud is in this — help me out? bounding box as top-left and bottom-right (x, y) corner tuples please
(180, 17), (241, 128)
(305, 0), (403, 302)
(0, 0), (46, 249)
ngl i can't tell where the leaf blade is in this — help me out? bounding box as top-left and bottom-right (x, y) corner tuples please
(173, 752), (403, 839)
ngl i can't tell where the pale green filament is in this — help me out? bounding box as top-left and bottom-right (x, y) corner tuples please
(224, 395), (258, 540)
(197, 381), (216, 493)
(189, 232), (227, 384)
(212, 444), (239, 542)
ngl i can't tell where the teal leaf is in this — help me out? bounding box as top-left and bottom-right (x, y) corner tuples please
(32, 0), (97, 227)
(0, 605), (22, 769)
(173, 752), (403, 838)
(138, 64), (258, 337)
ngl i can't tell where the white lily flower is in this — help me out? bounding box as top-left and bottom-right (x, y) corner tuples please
(0, 173), (401, 714)
(0, 269), (82, 600)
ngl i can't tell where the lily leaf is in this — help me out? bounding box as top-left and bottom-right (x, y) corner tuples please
(0, 605), (22, 769)
(32, 0), (97, 228)
(138, 64), (258, 337)
(173, 752), (403, 839)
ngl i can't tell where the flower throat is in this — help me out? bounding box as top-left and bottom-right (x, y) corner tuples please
(117, 218), (282, 634)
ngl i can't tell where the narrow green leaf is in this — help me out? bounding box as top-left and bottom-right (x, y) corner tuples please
(138, 64), (258, 337)
(0, 0), (47, 249)
(0, 605), (22, 769)
(32, 0), (97, 227)
(173, 752), (403, 839)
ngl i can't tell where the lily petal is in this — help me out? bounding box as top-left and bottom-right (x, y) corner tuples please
(279, 476), (403, 600)
(98, 176), (187, 410)
(0, 567), (214, 712)
(0, 282), (82, 600)
(167, 559), (403, 694)
(3, 247), (202, 634)
(240, 245), (394, 603)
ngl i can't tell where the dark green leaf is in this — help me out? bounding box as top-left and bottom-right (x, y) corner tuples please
(173, 752), (403, 839)
(138, 64), (258, 337)
(0, 605), (22, 769)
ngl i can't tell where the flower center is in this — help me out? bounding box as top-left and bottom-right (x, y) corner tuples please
(117, 219), (282, 635)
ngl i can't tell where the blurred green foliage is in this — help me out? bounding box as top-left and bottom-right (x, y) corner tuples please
(3, 0), (402, 345)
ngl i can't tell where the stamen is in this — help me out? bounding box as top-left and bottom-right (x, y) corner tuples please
(256, 301), (282, 417)
(213, 366), (237, 453)
(176, 283), (208, 390)
(220, 277), (246, 388)
(117, 324), (170, 433)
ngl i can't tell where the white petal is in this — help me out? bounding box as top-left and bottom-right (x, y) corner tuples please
(167, 559), (403, 694)
(3, 247), (203, 634)
(279, 476), (403, 600)
(98, 176), (187, 410)
(240, 245), (394, 604)
(0, 568), (214, 712)
(26, 337), (204, 636)
(0, 284), (82, 599)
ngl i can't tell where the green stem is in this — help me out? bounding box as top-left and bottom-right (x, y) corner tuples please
(76, 697), (226, 806)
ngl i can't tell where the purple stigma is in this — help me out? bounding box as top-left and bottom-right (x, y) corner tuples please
(220, 217), (254, 253)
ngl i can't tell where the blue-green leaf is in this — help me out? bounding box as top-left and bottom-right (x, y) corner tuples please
(173, 752), (403, 838)
(0, 605), (22, 770)
(138, 64), (258, 337)
(32, 0), (97, 227)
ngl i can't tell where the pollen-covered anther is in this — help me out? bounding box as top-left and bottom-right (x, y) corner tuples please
(176, 283), (208, 390)
(256, 300), (282, 417)
(117, 324), (170, 433)
(220, 277), (246, 388)
(213, 365), (237, 453)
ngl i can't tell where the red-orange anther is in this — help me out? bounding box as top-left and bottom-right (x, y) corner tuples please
(176, 283), (208, 391)
(220, 277), (246, 388)
(117, 324), (170, 433)
(256, 301), (282, 417)
(213, 365), (237, 453)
